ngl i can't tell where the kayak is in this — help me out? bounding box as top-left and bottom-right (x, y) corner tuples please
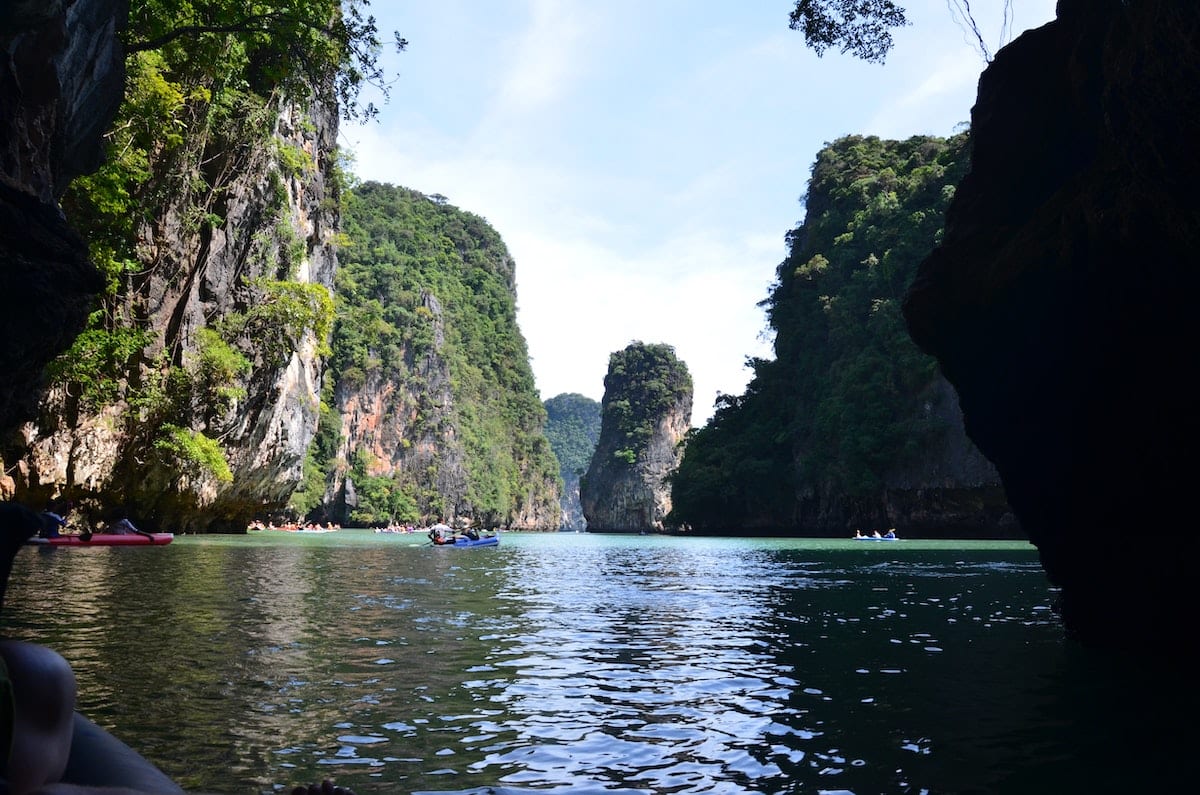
(28, 533), (174, 547)
(854, 536), (898, 542)
(432, 535), (499, 548)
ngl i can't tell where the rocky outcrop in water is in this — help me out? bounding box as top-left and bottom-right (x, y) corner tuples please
(0, 0), (124, 445)
(667, 134), (1013, 537)
(581, 342), (691, 532)
(903, 0), (1200, 652)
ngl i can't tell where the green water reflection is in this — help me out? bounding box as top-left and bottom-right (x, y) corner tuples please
(4, 532), (1196, 793)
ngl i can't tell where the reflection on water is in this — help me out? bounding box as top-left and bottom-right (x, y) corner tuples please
(4, 532), (1197, 793)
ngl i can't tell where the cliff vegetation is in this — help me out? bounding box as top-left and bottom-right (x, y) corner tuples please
(301, 183), (561, 529)
(1, 0), (384, 530)
(582, 342), (691, 532)
(669, 134), (1011, 536)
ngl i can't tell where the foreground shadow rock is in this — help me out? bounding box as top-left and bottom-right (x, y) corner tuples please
(904, 0), (1200, 653)
(0, 0), (124, 434)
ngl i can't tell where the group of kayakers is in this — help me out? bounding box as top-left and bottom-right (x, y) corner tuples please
(853, 528), (899, 540)
(427, 523), (497, 544)
(246, 520), (341, 532)
(36, 499), (147, 539)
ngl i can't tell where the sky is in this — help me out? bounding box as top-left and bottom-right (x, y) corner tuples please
(344, 0), (1058, 425)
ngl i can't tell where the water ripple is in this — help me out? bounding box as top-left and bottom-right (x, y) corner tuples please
(9, 534), (1179, 794)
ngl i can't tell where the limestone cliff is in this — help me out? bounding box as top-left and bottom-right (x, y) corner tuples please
(310, 184), (561, 531)
(668, 134), (1013, 537)
(0, 0), (341, 531)
(544, 393), (601, 531)
(0, 0), (123, 447)
(582, 342), (691, 532)
(903, 0), (1200, 652)
(9, 97), (338, 533)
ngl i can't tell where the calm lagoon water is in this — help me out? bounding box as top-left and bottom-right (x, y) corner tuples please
(4, 531), (1196, 794)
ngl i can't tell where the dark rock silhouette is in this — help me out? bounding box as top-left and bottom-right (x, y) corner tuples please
(904, 0), (1200, 654)
(0, 0), (124, 434)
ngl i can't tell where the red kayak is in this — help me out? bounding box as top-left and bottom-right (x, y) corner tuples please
(27, 533), (174, 547)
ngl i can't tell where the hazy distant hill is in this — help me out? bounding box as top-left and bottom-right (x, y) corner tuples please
(544, 393), (601, 530)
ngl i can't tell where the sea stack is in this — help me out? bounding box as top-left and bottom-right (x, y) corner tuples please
(581, 342), (692, 533)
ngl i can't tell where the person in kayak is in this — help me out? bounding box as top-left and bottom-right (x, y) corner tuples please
(107, 515), (142, 535)
(38, 499), (74, 539)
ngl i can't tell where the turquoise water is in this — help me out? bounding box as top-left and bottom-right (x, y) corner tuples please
(4, 531), (1195, 793)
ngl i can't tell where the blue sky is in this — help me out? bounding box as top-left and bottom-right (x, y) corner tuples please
(345, 0), (1057, 425)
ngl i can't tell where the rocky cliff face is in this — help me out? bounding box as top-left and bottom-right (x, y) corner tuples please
(769, 377), (1014, 538)
(327, 292), (469, 524)
(878, 378), (1015, 536)
(7, 90), (339, 531)
(0, 0), (123, 443)
(582, 343), (692, 532)
(904, 0), (1200, 652)
(667, 134), (1011, 537)
(543, 393), (602, 531)
(318, 184), (561, 531)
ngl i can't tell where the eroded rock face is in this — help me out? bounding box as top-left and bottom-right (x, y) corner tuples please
(13, 97), (340, 531)
(582, 343), (692, 533)
(904, 0), (1200, 653)
(0, 0), (124, 440)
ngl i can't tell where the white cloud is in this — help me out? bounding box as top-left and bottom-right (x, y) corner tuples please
(492, 0), (593, 113)
(346, 0), (1061, 428)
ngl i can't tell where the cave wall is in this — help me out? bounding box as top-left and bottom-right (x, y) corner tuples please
(903, 0), (1200, 652)
(0, 0), (125, 440)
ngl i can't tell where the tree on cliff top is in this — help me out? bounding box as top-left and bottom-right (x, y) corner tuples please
(596, 343), (692, 467)
(125, 0), (402, 121)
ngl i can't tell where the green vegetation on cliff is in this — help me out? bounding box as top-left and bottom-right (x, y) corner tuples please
(50, 1), (381, 493)
(669, 134), (971, 529)
(318, 182), (560, 526)
(595, 343), (691, 468)
(544, 393), (601, 529)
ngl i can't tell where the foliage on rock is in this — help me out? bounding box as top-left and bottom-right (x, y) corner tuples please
(581, 342), (692, 532)
(314, 182), (561, 528)
(669, 134), (972, 530)
(597, 343), (692, 468)
(12, 0), (372, 527)
(544, 393), (602, 482)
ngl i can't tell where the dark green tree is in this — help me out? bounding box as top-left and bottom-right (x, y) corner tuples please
(125, 0), (403, 122)
(788, 0), (908, 62)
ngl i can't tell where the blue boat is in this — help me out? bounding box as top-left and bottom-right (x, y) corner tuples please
(433, 534), (499, 548)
